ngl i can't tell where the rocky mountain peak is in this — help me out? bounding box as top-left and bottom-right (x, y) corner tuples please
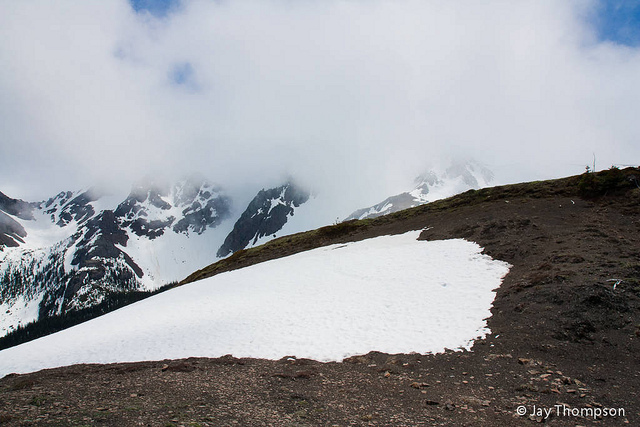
(42, 189), (102, 227)
(216, 182), (310, 258)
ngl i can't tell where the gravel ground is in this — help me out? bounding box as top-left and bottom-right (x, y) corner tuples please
(1, 170), (639, 426)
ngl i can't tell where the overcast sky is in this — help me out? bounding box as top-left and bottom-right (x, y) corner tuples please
(1, 0), (639, 212)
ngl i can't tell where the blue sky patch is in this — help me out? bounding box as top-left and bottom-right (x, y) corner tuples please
(169, 62), (197, 89)
(593, 0), (640, 46)
(130, 0), (180, 17)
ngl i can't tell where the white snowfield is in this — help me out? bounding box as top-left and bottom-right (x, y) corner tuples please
(0, 231), (510, 377)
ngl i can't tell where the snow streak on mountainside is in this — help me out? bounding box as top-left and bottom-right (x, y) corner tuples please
(0, 231), (511, 377)
(345, 160), (494, 221)
(0, 178), (232, 336)
(217, 182), (310, 257)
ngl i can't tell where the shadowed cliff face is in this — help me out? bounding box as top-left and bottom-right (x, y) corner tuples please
(0, 192), (34, 249)
(0, 211), (27, 249)
(0, 192), (34, 221)
(217, 183), (310, 258)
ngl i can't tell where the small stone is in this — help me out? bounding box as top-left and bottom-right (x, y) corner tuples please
(518, 358), (531, 365)
(529, 414), (544, 423)
(462, 380), (469, 384)
(410, 382), (429, 389)
(384, 371), (391, 378)
(161, 364), (169, 372)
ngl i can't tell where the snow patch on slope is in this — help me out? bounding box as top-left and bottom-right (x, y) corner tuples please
(0, 294), (43, 336)
(0, 231), (511, 376)
(118, 217), (235, 288)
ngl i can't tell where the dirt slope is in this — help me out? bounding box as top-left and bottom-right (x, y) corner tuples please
(1, 168), (639, 426)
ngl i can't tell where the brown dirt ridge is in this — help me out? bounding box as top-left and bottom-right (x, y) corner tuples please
(1, 167), (639, 426)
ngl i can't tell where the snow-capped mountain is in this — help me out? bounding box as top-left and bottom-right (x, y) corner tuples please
(217, 182), (310, 257)
(114, 179), (231, 239)
(1, 159), (493, 341)
(0, 178), (234, 337)
(345, 160), (494, 221)
(0, 176), (317, 339)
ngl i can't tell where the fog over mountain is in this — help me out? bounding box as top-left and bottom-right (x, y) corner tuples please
(1, 0), (639, 216)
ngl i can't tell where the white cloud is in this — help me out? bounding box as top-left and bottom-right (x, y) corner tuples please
(1, 0), (639, 211)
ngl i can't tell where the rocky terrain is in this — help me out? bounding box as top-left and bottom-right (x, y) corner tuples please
(0, 167), (639, 426)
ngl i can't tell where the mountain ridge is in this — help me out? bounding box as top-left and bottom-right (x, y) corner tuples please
(345, 159), (494, 221)
(0, 176), (317, 338)
(185, 167), (631, 286)
(0, 166), (638, 426)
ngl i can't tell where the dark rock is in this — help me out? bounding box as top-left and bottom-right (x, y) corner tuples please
(0, 191), (35, 221)
(217, 182), (309, 257)
(0, 211), (27, 249)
